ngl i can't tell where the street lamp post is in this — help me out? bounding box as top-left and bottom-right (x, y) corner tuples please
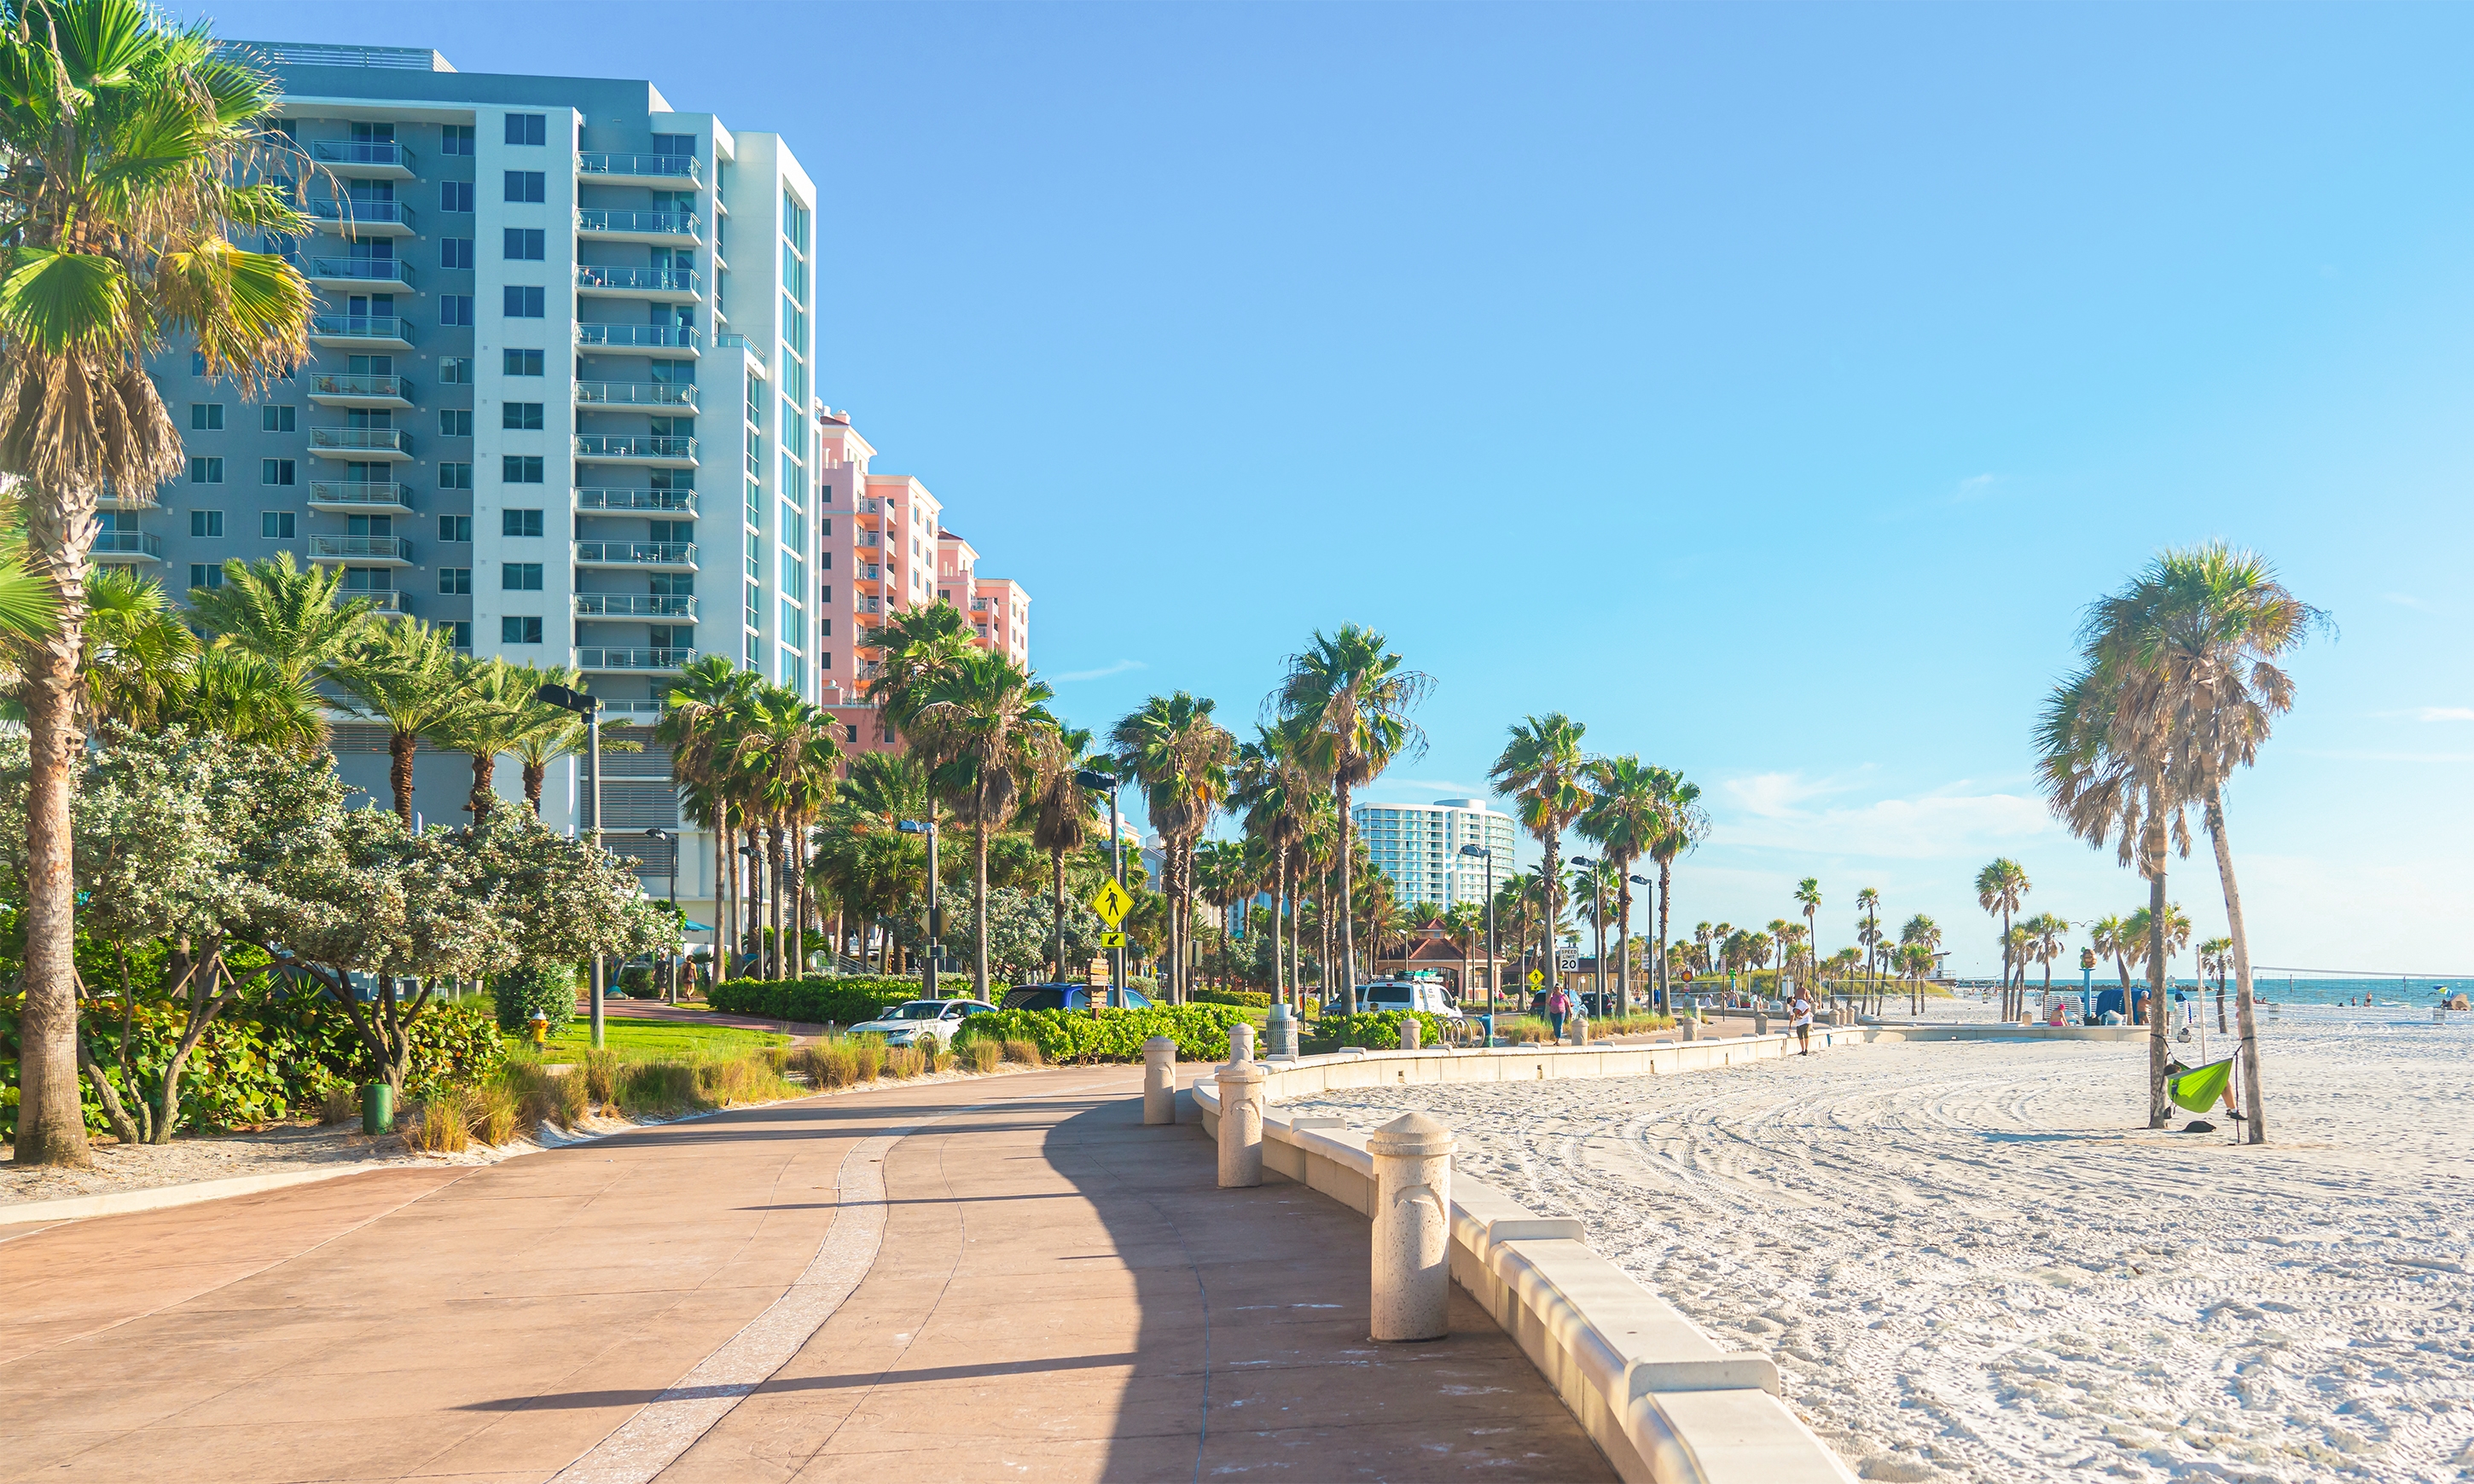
(1076, 770), (1122, 1005)
(738, 842), (762, 977)
(897, 818), (942, 998)
(645, 827), (675, 1002)
(1570, 857), (1606, 1017)
(534, 681), (605, 1049)
(1628, 873), (1652, 1017)
(1460, 843), (1496, 1029)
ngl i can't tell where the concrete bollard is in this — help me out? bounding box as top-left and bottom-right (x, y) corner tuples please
(1216, 1058), (1267, 1187)
(1400, 1017), (1421, 1052)
(1754, 1008), (1769, 1035)
(1572, 1017), (1588, 1046)
(1230, 1022), (1257, 1063)
(1367, 1111), (1456, 1341)
(1142, 1035), (1177, 1126)
(1680, 1017), (1698, 1042)
(1265, 1003), (1299, 1059)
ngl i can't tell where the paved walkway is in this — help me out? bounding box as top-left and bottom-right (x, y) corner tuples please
(0, 1066), (1611, 1482)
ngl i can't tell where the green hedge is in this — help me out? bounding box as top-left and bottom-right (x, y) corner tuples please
(1191, 988), (1272, 1009)
(1306, 1010), (1449, 1052)
(951, 1005), (1251, 1064)
(709, 976), (926, 1026)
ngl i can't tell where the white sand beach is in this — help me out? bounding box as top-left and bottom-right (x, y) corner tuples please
(1290, 1006), (2474, 1482)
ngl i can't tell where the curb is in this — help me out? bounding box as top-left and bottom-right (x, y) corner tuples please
(0, 1163), (394, 1227)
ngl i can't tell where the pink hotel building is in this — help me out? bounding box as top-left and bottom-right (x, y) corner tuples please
(813, 407), (1031, 752)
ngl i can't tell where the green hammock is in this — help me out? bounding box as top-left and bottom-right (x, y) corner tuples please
(2169, 1057), (2234, 1113)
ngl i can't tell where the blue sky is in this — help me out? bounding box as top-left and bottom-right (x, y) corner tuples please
(196, 3), (2474, 976)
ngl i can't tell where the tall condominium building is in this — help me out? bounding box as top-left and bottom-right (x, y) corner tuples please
(1350, 799), (1518, 910)
(812, 406), (1031, 755)
(142, 41), (824, 919)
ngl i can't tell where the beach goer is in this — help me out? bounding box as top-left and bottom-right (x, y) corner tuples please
(2166, 1057), (2243, 1121)
(1548, 986), (1570, 1041)
(1790, 988), (1814, 1055)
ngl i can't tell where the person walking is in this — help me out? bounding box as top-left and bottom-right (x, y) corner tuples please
(1547, 985), (1571, 1041)
(1790, 985), (1814, 1056)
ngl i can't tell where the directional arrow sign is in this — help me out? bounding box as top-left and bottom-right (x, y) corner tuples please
(1089, 879), (1134, 925)
(1101, 930), (1127, 948)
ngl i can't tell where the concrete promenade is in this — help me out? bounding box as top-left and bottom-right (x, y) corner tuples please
(0, 1065), (1612, 1483)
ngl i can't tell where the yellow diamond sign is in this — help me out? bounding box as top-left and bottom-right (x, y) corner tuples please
(1527, 969), (1545, 987)
(1101, 930), (1127, 948)
(1090, 879), (1134, 925)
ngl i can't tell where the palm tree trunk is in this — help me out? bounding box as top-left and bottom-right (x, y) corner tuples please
(770, 824), (787, 981)
(714, 824), (729, 985)
(1656, 865), (1673, 1016)
(469, 752), (496, 816)
(973, 821), (991, 1000)
(2205, 789), (2267, 1144)
(1335, 780), (1357, 1015)
(389, 730), (417, 824)
(2146, 855), (2170, 1127)
(1272, 854), (1288, 1010)
(1615, 879), (1632, 1017)
(15, 591), (90, 1167)
(524, 760), (547, 814)
(1051, 849), (1067, 982)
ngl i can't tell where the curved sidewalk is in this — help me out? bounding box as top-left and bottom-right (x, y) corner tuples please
(0, 1065), (1611, 1483)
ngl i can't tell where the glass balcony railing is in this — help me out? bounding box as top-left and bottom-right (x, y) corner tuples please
(573, 541), (696, 566)
(575, 152), (701, 183)
(306, 199), (411, 226)
(311, 374), (409, 400)
(574, 488), (697, 513)
(309, 316), (412, 341)
(92, 530), (163, 559)
(310, 427), (409, 453)
(575, 265), (701, 295)
(573, 380), (698, 409)
(309, 481), (415, 507)
(308, 257), (411, 285)
(347, 589), (409, 612)
(576, 646), (696, 670)
(574, 323), (700, 351)
(574, 208), (697, 238)
(311, 140), (412, 168)
(309, 535), (414, 561)
(573, 435), (696, 461)
(573, 594), (698, 618)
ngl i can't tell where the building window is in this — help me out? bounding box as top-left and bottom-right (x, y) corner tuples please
(503, 228), (545, 261)
(502, 285), (544, 318)
(502, 564), (543, 591)
(441, 294), (475, 326)
(440, 180), (473, 213)
(449, 619), (473, 649)
(502, 509), (543, 537)
(503, 170), (545, 203)
(502, 455), (543, 484)
(504, 113), (546, 146)
(441, 124), (473, 156)
(440, 357), (474, 385)
(438, 567), (472, 594)
(438, 409), (473, 437)
(439, 514), (471, 542)
(258, 458), (294, 485)
(439, 461), (473, 490)
(259, 511), (295, 539)
(503, 349), (543, 376)
(501, 615), (543, 643)
(189, 563), (224, 590)
(189, 403), (224, 431)
(260, 404), (295, 432)
(189, 456), (223, 484)
(440, 237), (474, 270)
(502, 403), (543, 431)
(189, 509), (224, 537)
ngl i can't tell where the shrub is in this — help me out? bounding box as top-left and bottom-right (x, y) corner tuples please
(405, 1091), (471, 1154)
(583, 1048), (620, 1105)
(506, 1064), (572, 1132)
(851, 1035), (886, 1081)
(885, 1046), (926, 1079)
(318, 1084), (360, 1126)
(952, 1005), (1250, 1064)
(694, 1055), (793, 1106)
(1192, 988), (1272, 1010)
(1310, 1010), (1448, 1052)
(468, 1081), (520, 1145)
(617, 965), (658, 1000)
(707, 976), (924, 1026)
(962, 1041), (1000, 1074)
(1001, 1038), (1043, 1067)
(492, 965), (575, 1036)
(618, 1060), (696, 1116)
(800, 1041), (859, 1088)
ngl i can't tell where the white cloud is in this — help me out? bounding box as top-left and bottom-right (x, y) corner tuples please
(1373, 779), (1497, 797)
(1710, 771), (2055, 859)
(1048, 658), (1146, 683)
(2383, 593), (2438, 613)
(2413, 707), (2474, 722)
(1950, 472), (2000, 503)
(1723, 770), (1861, 819)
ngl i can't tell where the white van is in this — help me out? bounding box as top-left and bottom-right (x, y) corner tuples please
(1349, 981), (1463, 1019)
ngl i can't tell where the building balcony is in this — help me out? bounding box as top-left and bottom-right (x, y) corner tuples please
(97, 492), (158, 511)
(305, 198), (415, 237)
(574, 487), (696, 514)
(857, 563), (882, 581)
(575, 380), (698, 412)
(308, 535), (414, 565)
(855, 597), (881, 615)
(855, 532), (881, 551)
(575, 151), (702, 188)
(574, 322), (700, 358)
(968, 597), (990, 612)
(308, 316), (413, 350)
(573, 540), (695, 571)
(309, 139), (415, 177)
(348, 588), (410, 613)
(574, 593), (697, 619)
(574, 265), (701, 304)
(92, 530), (163, 563)
(573, 434), (695, 467)
(577, 646), (695, 672)
(307, 373), (411, 408)
(308, 427), (411, 461)
(308, 481), (415, 513)
(574, 208), (698, 244)
(306, 257), (412, 290)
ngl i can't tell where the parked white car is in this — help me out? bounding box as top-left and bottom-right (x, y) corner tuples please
(849, 999), (994, 1049)
(1343, 981), (1464, 1019)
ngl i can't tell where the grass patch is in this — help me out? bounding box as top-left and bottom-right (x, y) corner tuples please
(519, 1018), (792, 1060)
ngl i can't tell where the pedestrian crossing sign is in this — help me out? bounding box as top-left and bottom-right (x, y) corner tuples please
(1528, 969), (1544, 987)
(1090, 879), (1134, 925)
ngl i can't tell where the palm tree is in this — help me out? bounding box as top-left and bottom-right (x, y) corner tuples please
(430, 658), (537, 817)
(2024, 912), (2070, 1013)
(188, 553), (369, 691)
(2083, 542), (2323, 1142)
(2199, 935), (2233, 1032)
(2089, 914), (2134, 998)
(905, 652), (1051, 998)
(332, 619), (470, 823)
(1490, 713), (1590, 1007)
(1899, 913), (1942, 1014)
(1973, 858), (2030, 1021)
(1794, 878), (1822, 983)
(1854, 887), (1883, 1008)
(863, 600), (974, 733)
(663, 656), (758, 964)
(1577, 755), (1667, 1016)
(1114, 692), (1234, 1004)
(0, 5), (314, 1166)
(1273, 625), (1431, 1015)
(1028, 725), (1105, 982)
(1233, 722), (1313, 1009)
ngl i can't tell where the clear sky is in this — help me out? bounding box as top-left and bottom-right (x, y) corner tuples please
(193, 2), (2474, 977)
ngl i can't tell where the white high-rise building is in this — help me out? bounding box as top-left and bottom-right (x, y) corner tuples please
(1350, 799), (1518, 910)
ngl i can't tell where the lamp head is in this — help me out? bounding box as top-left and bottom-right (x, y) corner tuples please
(1075, 769), (1118, 791)
(1459, 843), (1489, 858)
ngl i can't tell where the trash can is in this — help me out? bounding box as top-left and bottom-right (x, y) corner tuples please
(361, 1081), (394, 1136)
